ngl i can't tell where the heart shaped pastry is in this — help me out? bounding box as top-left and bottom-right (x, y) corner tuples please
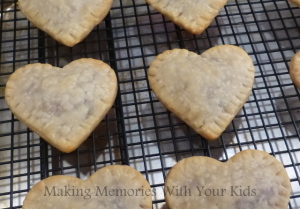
(290, 51), (300, 88)
(164, 149), (291, 209)
(146, 0), (228, 34)
(18, 0), (113, 47)
(148, 45), (255, 140)
(22, 165), (152, 209)
(5, 58), (117, 153)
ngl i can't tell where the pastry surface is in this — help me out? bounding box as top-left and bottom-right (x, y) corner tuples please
(23, 165), (152, 209)
(146, 0), (228, 34)
(5, 58), (117, 153)
(148, 45), (255, 140)
(164, 150), (291, 209)
(19, 0), (113, 46)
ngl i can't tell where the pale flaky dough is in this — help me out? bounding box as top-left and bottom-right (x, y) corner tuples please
(164, 150), (291, 209)
(148, 46), (254, 140)
(288, 0), (300, 7)
(146, 0), (228, 34)
(18, 0), (113, 47)
(290, 51), (300, 88)
(22, 165), (152, 209)
(5, 58), (117, 153)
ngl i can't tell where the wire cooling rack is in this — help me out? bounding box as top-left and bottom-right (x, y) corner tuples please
(0, 0), (300, 208)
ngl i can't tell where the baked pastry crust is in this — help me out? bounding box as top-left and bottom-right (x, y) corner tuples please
(23, 165), (152, 209)
(5, 58), (117, 153)
(148, 45), (254, 140)
(288, 0), (300, 7)
(18, 0), (113, 47)
(290, 51), (300, 88)
(146, 0), (228, 34)
(164, 150), (291, 209)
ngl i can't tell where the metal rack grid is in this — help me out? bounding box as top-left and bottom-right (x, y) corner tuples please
(0, 0), (300, 208)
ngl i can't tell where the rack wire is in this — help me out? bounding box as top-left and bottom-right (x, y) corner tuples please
(0, 0), (300, 208)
